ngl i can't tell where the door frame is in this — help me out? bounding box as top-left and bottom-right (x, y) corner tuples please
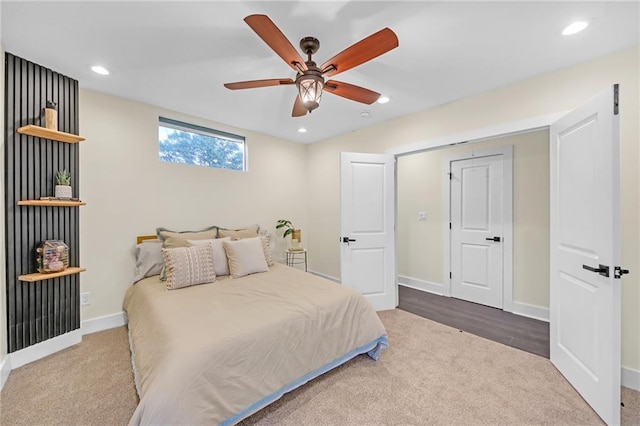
(442, 146), (514, 311)
(389, 111), (566, 314)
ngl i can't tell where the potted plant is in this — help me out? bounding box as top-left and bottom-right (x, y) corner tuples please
(54, 170), (72, 199)
(276, 219), (301, 248)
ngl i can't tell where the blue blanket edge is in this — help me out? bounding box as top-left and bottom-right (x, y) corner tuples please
(220, 334), (389, 426)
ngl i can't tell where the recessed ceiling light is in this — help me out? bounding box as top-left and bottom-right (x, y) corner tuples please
(360, 112), (371, 119)
(377, 96), (390, 104)
(298, 128), (307, 133)
(91, 65), (110, 75)
(562, 21), (588, 36)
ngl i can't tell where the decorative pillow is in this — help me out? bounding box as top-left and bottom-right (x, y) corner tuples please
(157, 226), (218, 280)
(186, 237), (231, 276)
(161, 245), (216, 290)
(157, 226), (218, 249)
(222, 237), (269, 279)
(134, 240), (163, 283)
(217, 224), (260, 239)
(259, 235), (274, 266)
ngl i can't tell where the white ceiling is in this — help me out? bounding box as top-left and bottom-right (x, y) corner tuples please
(1, 1), (638, 143)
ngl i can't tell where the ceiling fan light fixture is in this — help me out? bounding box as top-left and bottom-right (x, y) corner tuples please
(296, 73), (324, 112)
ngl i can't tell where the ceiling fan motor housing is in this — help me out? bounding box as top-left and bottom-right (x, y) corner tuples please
(300, 37), (320, 56)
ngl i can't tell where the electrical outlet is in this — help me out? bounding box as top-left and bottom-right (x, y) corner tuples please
(418, 211), (427, 221)
(81, 292), (91, 306)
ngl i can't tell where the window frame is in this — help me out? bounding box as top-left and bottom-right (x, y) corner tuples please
(158, 116), (247, 172)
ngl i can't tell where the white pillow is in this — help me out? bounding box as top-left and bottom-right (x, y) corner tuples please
(187, 237), (231, 276)
(222, 237), (269, 279)
(161, 245), (216, 290)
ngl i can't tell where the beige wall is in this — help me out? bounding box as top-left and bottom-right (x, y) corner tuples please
(306, 47), (639, 371)
(79, 90), (307, 321)
(397, 130), (550, 308)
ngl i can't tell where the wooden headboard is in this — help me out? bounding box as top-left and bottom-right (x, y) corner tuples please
(137, 235), (159, 244)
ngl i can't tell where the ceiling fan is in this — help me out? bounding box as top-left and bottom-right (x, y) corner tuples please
(224, 14), (399, 117)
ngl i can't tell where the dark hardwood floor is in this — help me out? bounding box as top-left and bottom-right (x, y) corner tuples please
(398, 285), (550, 358)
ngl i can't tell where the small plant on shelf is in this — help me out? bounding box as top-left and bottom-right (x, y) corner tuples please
(55, 170), (71, 186)
(54, 170), (72, 198)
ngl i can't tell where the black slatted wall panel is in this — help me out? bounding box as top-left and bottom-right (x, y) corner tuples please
(4, 53), (80, 353)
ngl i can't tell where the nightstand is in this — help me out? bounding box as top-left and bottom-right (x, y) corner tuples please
(285, 249), (308, 272)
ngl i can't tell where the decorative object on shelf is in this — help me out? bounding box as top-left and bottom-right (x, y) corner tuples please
(44, 101), (58, 130)
(36, 240), (69, 273)
(276, 219), (302, 248)
(54, 169), (72, 198)
(39, 196), (81, 201)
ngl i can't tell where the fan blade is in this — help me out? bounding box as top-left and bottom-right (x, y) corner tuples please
(321, 28), (398, 77)
(224, 78), (294, 90)
(324, 80), (380, 104)
(292, 95), (308, 117)
(244, 14), (308, 72)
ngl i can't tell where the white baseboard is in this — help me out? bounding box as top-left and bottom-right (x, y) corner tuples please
(0, 355), (12, 390)
(9, 329), (82, 370)
(398, 275), (445, 295)
(308, 269), (341, 283)
(622, 366), (640, 391)
(81, 312), (128, 335)
(511, 301), (550, 322)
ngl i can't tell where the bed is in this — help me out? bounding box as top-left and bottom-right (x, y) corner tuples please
(124, 234), (388, 425)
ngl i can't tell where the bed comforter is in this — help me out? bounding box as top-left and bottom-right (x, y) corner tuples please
(123, 263), (388, 425)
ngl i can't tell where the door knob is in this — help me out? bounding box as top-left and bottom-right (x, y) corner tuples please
(614, 267), (629, 279)
(583, 264), (610, 278)
(341, 237), (356, 245)
(485, 237), (501, 242)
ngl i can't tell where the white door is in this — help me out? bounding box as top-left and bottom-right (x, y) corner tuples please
(450, 155), (504, 308)
(550, 85), (621, 425)
(340, 152), (396, 311)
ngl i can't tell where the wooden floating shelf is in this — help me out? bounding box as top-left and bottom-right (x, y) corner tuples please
(17, 125), (85, 143)
(18, 267), (86, 282)
(18, 200), (86, 207)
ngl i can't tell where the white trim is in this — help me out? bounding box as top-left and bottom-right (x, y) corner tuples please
(443, 146), (514, 311)
(622, 367), (640, 391)
(511, 301), (550, 322)
(442, 160), (452, 297)
(81, 312), (128, 335)
(387, 111), (567, 157)
(398, 275), (445, 295)
(308, 269), (341, 283)
(9, 329), (82, 370)
(0, 355), (12, 391)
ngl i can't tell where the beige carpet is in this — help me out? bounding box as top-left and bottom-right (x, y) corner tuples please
(1, 309), (638, 425)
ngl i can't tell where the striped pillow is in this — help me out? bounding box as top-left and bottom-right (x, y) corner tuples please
(186, 237), (231, 276)
(161, 245), (216, 290)
(260, 235), (274, 267)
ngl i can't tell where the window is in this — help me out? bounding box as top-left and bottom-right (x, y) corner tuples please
(158, 117), (246, 171)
